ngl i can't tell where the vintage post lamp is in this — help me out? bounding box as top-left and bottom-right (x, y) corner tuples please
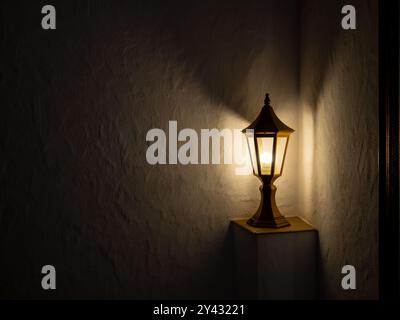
(243, 94), (294, 228)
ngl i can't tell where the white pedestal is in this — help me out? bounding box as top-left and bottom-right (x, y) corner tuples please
(232, 216), (318, 300)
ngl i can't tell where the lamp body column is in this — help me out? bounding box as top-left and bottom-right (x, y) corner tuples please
(247, 177), (290, 228)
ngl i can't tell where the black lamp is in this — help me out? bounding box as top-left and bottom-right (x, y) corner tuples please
(243, 94), (294, 228)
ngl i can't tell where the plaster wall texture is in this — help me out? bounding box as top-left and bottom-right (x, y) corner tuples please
(298, 0), (379, 299)
(1, 0), (299, 298)
(1, 0), (379, 299)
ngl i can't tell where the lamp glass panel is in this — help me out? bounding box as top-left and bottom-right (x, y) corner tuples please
(256, 137), (274, 175)
(246, 136), (258, 175)
(274, 137), (288, 175)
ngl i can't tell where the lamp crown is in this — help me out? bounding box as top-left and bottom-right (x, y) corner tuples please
(264, 93), (270, 106)
(242, 93), (294, 134)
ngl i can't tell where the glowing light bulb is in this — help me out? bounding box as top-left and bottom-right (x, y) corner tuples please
(260, 152), (272, 164)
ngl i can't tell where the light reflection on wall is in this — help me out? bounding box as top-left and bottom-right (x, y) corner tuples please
(218, 109), (256, 218)
(299, 103), (314, 221)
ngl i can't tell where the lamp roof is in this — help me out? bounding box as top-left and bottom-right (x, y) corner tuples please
(243, 94), (295, 134)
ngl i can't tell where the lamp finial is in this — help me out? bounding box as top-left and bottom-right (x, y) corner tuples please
(264, 93), (270, 106)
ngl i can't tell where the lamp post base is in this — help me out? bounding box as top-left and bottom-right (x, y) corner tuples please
(247, 215), (290, 228)
(247, 180), (291, 228)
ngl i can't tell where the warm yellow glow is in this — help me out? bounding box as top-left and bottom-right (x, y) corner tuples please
(257, 137), (274, 175)
(275, 137), (288, 175)
(260, 152), (272, 165)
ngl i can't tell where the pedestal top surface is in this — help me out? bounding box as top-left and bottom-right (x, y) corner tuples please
(231, 216), (316, 234)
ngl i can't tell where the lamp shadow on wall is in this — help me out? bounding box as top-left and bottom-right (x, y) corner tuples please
(158, 1), (287, 121)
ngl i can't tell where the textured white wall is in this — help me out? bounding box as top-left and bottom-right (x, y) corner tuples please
(1, 0), (299, 298)
(1, 0), (379, 299)
(298, 0), (379, 299)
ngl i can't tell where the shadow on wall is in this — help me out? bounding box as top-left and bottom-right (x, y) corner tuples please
(155, 0), (300, 121)
(300, 0), (341, 113)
